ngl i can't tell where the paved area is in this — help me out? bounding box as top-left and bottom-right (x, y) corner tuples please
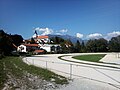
(100, 53), (120, 64)
(23, 53), (120, 90)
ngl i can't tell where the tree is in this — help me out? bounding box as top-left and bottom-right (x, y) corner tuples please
(10, 34), (23, 46)
(30, 38), (36, 44)
(0, 30), (24, 55)
(66, 39), (74, 53)
(108, 35), (120, 52)
(96, 38), (108, 52)
(81, 41), (86, 52)
(75, 40), (81, 53)
(86, 38), (108, 52)
(50, 36), (65, 44)
(86, 39), (96, 52)
(0, 30), (13, 55)
(60, 42), (68, 53)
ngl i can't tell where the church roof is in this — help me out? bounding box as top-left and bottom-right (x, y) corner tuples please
(36, 36), (49, 39)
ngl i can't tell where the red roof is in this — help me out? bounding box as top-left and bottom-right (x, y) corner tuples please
(37, 36), (48, 39)
(34, 50), (44, 53)
(24, 44), (39, 47)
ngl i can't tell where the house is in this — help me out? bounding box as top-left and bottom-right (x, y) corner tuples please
(40, 44), (61, 53)
(17, 45), (26, 53)
(35, 36), (50, 44)
(17, 44), (40, 53)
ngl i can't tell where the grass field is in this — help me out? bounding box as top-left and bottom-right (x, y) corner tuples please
(0, 56), (68, 89)
(72, 54), (106, 62)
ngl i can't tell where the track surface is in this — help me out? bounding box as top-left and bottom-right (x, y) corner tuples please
(23, 53), (120, 90)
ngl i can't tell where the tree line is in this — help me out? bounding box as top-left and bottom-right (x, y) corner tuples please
(50, 35), (120, 53)
(0, 29), (120, 57)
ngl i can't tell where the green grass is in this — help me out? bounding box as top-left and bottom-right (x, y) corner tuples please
(0, 58), (6, 89)
(0, 56), (68, 89)
(72, 54), (106, 62)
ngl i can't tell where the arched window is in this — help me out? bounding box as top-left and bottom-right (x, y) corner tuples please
(51, 46), (55, 52)
(56, 46), (60, 51)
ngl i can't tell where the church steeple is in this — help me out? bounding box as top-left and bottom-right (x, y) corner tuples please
(34, 30), (38, 36)
(33, 30), (38, 38)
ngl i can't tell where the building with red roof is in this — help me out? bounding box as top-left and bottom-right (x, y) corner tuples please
(17, 31), (61, 54)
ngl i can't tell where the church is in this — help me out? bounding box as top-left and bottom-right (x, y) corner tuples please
(17, 31), (61, 54)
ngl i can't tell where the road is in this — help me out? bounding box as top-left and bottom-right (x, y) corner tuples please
(23, 53), (120, 90)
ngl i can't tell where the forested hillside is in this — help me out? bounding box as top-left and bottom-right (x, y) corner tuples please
(0, 30), (23, 56)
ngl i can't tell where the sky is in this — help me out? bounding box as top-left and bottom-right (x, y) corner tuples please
(0, 0), (120, 40)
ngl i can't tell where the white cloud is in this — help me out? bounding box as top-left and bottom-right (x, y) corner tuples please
(59, 29), (68, 33)
(87, 33), (103, 39)
(76, 33), (83, 38)
(55, 33), (62, 35)
(34, 27), (69, 35)
(107, 31), (120, 37)
(35, 27), (53, 35)
(105, 31), (120, 40)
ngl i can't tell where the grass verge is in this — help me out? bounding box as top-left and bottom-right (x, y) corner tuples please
(72, 54), (106, 62)
(0, 56), (68, 89)
(0, 58), (6, 89)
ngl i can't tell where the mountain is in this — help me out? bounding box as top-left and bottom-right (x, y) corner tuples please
(48, 34), (83, 44)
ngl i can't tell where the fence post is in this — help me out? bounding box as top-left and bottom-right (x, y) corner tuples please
(70, 64), (72, 79)
(118, 53), (120, 58)
(46, 61), (47, 69)
(116, 53), (119, 58)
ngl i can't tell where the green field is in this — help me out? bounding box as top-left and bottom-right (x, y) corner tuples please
(72, 54), (106, 62)
(0, 56), (68, 89)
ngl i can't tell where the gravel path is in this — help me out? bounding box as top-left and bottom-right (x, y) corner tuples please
(24, 53), (120, 90)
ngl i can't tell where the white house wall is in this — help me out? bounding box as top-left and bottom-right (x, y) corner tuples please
(40, 44), (61, 52)
(40, 46), (51, 52)
(17, 45), (27, 53)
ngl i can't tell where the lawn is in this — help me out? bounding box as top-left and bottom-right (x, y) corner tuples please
(0, 56), (68, 89)
(72, 54), (106, 62)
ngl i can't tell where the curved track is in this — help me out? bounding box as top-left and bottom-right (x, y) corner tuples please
(23, 53), (120, 90)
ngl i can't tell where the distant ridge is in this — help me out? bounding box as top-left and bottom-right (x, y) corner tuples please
(48, 34), (83, 44)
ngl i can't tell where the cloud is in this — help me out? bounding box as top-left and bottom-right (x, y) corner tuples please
(87, 31), (120, 40)
(35, 27), (53, 35)
(87, 33), (103, 39)
(34, 27), (69, 35)
(107, 31), (120, 37)
(76, 33), (83, 38)
(59, 29), (68, 33)
(55, 29), (68, 35)
(55, 33), (62, 35)
(105, 31), (120, 40)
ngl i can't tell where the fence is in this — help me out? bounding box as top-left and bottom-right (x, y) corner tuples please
(24, 57), (120, 89)
(116, 53), (120, 58)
